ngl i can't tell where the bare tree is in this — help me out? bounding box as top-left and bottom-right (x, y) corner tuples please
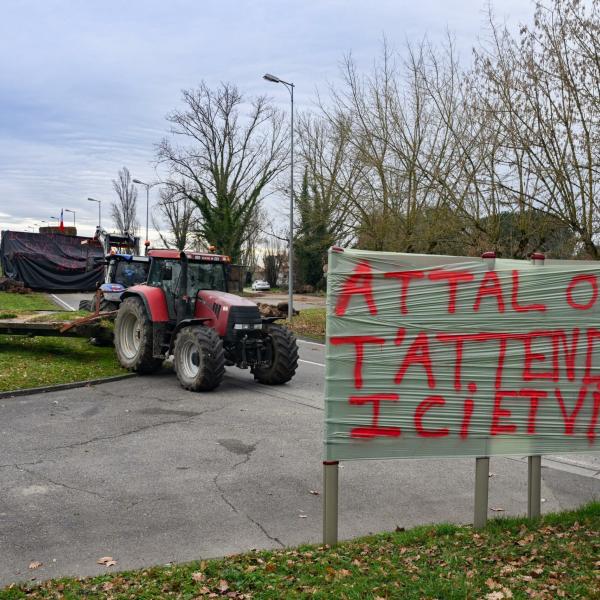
(111, 167), (139, 235)
(158, 82), (288, 262)
(476, 0), (600, 257)
(262, 234), (287, 288)
(152, 184), (197, 251)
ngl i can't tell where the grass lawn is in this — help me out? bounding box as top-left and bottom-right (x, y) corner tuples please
(289, 307), (326, 341)
(0, 335), (126, 392)
(0, 292), (124, 392)
(2, 502), (598, 599)
(0, 291), (57, 312)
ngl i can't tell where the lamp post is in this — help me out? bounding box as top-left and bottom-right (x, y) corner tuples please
(87, 198), (102, 229)
(50, 215), (59, 226)
(263, 72), (295, 321)
(132, 179), (160, 254)
(64, 208), (76, 226)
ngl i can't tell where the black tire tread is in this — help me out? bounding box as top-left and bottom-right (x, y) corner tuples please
(78, 299), (92, 312)
(174, 326), (225, 392)
(114, 297), (162, 374)
(253, 324), (298, 385)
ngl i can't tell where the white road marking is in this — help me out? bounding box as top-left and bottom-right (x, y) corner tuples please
(50, 294), (76, 311)
(299, 359), (325, 367)
(297, 339), (325, 347)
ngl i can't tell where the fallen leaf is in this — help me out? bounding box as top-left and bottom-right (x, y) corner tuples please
(218, 579), (229, 592)
(102, 582), (114, 592)
(485, 592), (506, 600)
(337, 569), (351, 577)
(309, 490), (320, 495)
(28, 561), (42, 570)
(517, 533), (534, 546)
(97, 556), (117, 567)
(192, 571), (205, 582)
(490, 507), (505, 512)
(299, 514), (308, 518)
(395, 525), (406, 532)
(486, 578), (500, 590)
(265, 563), (276, 572)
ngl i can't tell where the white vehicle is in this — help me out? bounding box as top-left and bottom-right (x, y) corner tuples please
(251, 279), (271, 291)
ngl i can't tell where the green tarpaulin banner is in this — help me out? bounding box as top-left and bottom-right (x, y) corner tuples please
(324, 249), (600, 461)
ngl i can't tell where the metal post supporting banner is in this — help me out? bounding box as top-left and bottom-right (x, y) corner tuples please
(472, 252), (495, 530)
(528, 455), (542, 518)
(323, 460), (339, 545)
(527, 253), (545, 519)
(474, 456), (490, 528)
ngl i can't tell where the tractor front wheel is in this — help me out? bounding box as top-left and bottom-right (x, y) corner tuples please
(114, 297), (162, 374)
(253, 324), (298, 385)
(174, 326), (225, 392)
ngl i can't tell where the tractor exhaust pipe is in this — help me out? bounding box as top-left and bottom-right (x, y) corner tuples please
(175, 251), (189, 323)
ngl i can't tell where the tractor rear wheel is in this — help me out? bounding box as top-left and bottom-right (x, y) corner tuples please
(253, 324), (298, 385)
(114, 297), (162, 374)
(174, 326), (225, 392)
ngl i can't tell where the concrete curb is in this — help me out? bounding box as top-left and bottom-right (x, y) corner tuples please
(0, 373), (137, 399)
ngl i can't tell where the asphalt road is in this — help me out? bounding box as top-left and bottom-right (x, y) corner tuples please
(1, 339), (599, 586)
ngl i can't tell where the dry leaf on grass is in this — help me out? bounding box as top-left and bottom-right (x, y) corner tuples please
(192, 571), (205, 582)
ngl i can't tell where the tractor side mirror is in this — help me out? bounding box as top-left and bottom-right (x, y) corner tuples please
(163, 265), (173, 281)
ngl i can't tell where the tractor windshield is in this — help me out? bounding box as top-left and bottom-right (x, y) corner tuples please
(186, 261), (227, 293)
(148, 258), (227, 295)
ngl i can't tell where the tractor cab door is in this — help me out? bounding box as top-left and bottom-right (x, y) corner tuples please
(148, 259), (182, 321)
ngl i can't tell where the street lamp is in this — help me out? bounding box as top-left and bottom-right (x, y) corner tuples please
(132, 179), (160, 254)
(87, 198), (102, 229)
(50, 215), (59, 226)
(64, 208), (76, 226)
(263, 72), (295, 321)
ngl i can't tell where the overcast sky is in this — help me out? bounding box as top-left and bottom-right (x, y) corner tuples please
(0, 0), (533, 240)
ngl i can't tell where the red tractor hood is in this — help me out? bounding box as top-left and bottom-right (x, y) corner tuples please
(196, 290), (258, 308)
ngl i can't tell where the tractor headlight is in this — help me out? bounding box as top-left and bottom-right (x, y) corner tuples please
(233, 323), (256, 330)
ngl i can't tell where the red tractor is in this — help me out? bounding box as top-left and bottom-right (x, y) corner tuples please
(113, 249), (298, 391)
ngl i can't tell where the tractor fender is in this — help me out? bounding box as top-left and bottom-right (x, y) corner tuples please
(168, 318), (212, 353)
(121, 286), (169, 322)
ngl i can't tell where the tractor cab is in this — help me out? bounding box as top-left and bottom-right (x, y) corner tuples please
(146, 249), (229, 322)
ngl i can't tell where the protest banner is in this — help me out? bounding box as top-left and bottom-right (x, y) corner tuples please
(323, 248), (600, 541)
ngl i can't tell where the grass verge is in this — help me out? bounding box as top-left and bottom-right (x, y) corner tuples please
(0, 335), (125, 392)
(288, 307), (326, 342)
(2, 502), (598, 599)
(0, 292), (124, 392)
(0, 291), (57, 312)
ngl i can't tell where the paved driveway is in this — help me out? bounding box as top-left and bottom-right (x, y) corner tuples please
(1, 340), (599, 586)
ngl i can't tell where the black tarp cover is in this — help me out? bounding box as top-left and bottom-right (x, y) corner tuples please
(0, 230), (105, 291)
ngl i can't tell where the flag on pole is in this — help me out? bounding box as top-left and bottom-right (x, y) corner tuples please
(59, 209), (65, 232)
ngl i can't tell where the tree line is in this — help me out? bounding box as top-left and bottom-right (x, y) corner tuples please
(113, 0), (600, 289)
